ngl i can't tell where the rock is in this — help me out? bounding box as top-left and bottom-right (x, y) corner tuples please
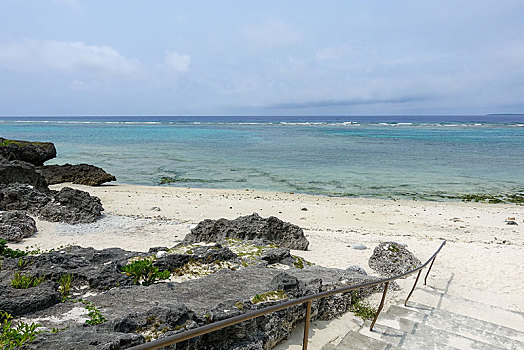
(0, 281), (61, 317)
(183, 213), (309, 250)
(39, 187), (104, 223)
(150, 206), (161, 211)
(1, 242), (386, 350)
(345, 265), (367, 275)
(37, 163), (117, 186)
(350, 244), (367, 250)
(261, 247), (295, 266)
(0, 183), (51, 212)
(0, 159), (48, 190)
(0, 138), (56, 166)
(0, 211), (37, 242)
(368, 241), (421, 278)
(506, 220), (518, 225)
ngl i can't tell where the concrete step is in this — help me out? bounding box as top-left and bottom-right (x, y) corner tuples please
(387, 304), (524, 347)
(406, 288), (524, 332)
(359, 321), (459, 349)
(375, 317), (505, 350)
(438, 283), (522, 312)
(328, 330), (402, 350)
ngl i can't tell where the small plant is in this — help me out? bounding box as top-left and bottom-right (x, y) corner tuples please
(251, 290), (287, 304)
(292, 255), (314, 269)
(58, 274), (73, 301)
(0, 239), (28, 259)
(121, 259), (171, 286)
(17, 258), (29, 270)
(350, 296), (377, 320)
(79, 300), (107, 326)
(0, 310), (43, 349)
(11, 271), (45, 289)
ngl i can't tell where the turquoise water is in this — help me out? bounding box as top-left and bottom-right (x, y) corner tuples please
(1, 116), (523, 200)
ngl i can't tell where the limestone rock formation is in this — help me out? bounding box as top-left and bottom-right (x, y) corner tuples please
(37, 163), (116, 186)
(368, 241), (421, 277)
(39, 187), (104, 223)
(1, 242), (383, 349)
(0, 138), (56, 166)
(0, 211), (37, 242)
(183, 213), (309, 250)
(0, 159), (48, 191)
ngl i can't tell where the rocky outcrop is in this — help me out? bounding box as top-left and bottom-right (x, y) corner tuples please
(0, 159), (48, 191)
(0, 184), (103, 224)
(37, 163), (116, 186)
(0, 183), (51, 212)
(0, 211), (37, 242)
(368, 242), (421, 277)
(183, 213), (310, 250)
(1, 241), (384, 350)
(39, 187), (104, 223)
(0, 138), (56, 166)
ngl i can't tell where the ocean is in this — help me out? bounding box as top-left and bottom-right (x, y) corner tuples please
(1, 115), (523, 201)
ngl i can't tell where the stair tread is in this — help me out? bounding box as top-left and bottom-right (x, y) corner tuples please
(333, 331), (402, 350)
(376, 316), (507, 350)
(359, 321), (460, 349)
(406, 288), (524, 332)
(388, 304), (524, 346)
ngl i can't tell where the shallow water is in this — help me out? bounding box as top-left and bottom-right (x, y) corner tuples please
(1, 115), (523, 200)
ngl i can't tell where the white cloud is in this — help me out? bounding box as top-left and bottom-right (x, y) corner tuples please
(164, 51), (191, 72)
(0, 40), (139, 79)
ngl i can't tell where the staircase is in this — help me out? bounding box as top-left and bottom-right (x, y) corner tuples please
(322, 275), (524, 350)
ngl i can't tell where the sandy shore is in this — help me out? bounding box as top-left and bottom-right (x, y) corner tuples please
(9, 183), (524, 347)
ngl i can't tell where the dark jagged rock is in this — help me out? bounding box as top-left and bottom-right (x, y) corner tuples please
(0, 281), (61, 317)
(368, 241), (421, 278)
(39, 187), (104, 223)
(0, 159), (48, 190)
(24, 328), (144, 350)
(37, 163), (117, 186)
(0, 210), (37, 242)
(183, 213), (309, 250)
(0, 183), (51, 212)
(0, 138), (56, 166)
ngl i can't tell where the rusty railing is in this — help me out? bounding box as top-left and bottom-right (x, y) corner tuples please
(130, 240), (446, 350)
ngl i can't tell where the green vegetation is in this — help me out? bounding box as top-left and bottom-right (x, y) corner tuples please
(350, 295), (377, 320)
(137, 315), (170, 342)
(58, 274), (73, 301)
(292, 255), (314, 269)
(11, 271), (45, 289)
(121, 259), (171, 286)
(76, 300), (106, 326)
(0, 239), (28, 259)
(251, 290), (287, 304)
(443, 192), (524, 205)
(0, 310), (43, 349)
(0, 138), (52, 149)
(173, 258), (236, 280)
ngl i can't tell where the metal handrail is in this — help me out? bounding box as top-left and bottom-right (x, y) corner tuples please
(130, 240), (446, 350)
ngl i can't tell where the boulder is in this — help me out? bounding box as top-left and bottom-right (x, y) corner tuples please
(0, 281), (61, 317)
(0, 211), (37, 242)
(0, 138), (56, 166)
(368, 241), (421, 278)
(0, 159), (48, 190)
(0, 183), (51, 212)
(39, 187), (104, 223)
(37, 163), (116, 186)
(183, 213), (309, 250)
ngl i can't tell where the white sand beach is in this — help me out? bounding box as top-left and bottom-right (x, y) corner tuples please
(9, 183), (524, 348)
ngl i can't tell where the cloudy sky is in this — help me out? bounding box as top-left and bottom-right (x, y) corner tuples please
(0, 0), (523, 116)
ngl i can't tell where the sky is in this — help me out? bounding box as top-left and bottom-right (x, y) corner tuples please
(0, 0), (523, 116)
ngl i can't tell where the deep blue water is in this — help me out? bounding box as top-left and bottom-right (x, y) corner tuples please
(1, 115), (523, 200)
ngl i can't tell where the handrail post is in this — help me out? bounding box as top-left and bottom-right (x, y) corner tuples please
(302, 300), (312, 350)
(404, 270), (421, 306)
(370, 281), (389, 331)
(424, 256), (437, 285)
